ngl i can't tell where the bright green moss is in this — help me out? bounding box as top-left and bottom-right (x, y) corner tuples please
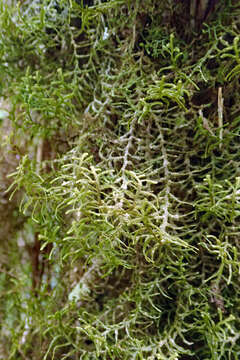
(1, 0), (240, 359)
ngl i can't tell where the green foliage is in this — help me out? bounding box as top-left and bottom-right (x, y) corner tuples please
(1, 0), (240, 359)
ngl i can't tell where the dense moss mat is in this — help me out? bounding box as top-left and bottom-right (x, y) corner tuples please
(1, 0), (240, 358)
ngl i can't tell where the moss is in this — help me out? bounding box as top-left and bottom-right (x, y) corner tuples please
(1, 0), (240, 359)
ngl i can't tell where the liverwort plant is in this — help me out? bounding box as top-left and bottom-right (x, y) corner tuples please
(1, 0), (240, 359)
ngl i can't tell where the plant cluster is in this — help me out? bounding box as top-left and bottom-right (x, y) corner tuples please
(1, 0), (240, 359)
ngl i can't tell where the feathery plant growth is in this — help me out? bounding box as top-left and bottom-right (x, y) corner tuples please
(1, 0), (240, 358)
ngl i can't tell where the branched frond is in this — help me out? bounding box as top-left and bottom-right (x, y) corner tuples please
(1, 0), (240, 359)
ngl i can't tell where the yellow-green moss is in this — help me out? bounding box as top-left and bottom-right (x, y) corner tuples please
(1, 0), (240, 359)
